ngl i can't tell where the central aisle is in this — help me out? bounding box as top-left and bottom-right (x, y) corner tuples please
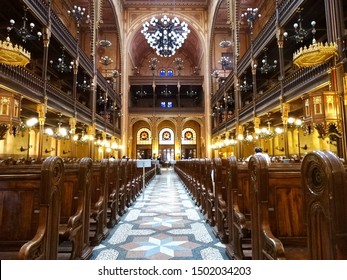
(90, 168), (229, 260)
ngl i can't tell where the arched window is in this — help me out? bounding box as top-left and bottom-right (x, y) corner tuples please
(159, 128), (174, 144)
(181, 128), (197, 144)
(167, 69), (174, 76)
(137, 128), (152, 145)
(159, 69), (166, 76)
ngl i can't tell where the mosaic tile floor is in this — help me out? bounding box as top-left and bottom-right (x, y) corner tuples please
(89, 168), (229, 260)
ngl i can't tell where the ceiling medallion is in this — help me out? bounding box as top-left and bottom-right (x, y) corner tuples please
(293, 42), (338, 68)
(141, 15), (190, 57)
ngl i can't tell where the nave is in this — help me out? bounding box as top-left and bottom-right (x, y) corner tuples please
(89, 168), (228, 260)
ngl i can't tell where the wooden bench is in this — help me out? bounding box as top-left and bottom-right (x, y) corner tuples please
(118, 158), (128, 216)
(229, 160), (252, 259)
(212, 157), (229, 243)
(0, 156), (64, 259)
(248, 155), (307, 260)
(89, 159), (109, 246)
(225, 156), (238, 258)
(198, 158), (207, 215)
(301, 150), (347, 259)
(201, 158), (215, 226)
(58, 157), (93, 260)
(107, 158), (120, 228)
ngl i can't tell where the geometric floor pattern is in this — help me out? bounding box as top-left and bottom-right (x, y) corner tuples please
(89, 168), (230, 260)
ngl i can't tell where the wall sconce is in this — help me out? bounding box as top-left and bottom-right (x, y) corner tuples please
(20, 145), (32, 152)
(300, 144), (308, 150)
(276, 146), (284, 152)
(63, 150), (71, 155)
(44, 148), (55, 154)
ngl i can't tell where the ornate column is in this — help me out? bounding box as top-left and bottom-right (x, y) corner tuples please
(87, 123), (95, 159)
(281, 102), (290, 158)
(36, 103), (46, 160)
(69, 117), (77, 158)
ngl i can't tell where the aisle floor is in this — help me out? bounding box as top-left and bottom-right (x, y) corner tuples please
(89, 168), (229, 260)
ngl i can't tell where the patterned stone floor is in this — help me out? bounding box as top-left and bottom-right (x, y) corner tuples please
(89, 168), (229, 260)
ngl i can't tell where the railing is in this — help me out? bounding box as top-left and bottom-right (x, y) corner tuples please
(283, 61), (331, 96)
(0, 64), (44, 99)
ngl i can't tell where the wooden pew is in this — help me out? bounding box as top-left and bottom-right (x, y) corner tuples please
(58, 157), (93, 260)
(212, 157), (229, 243)
(203, 158), (215, 226)
(229, 160), (252, 260)
(107, 158), (120, 228)
(144, 162), (156, 185)
(225, 156), (238, 258)
(118, 158), (128, 216)
(126, 159), (138, 205)
(89, 159), (109, 246)
(198, 158), (207, 215)
(0, 156), (64, 259)
(248, 155), (307, 260)
(301, 150), (347, 259)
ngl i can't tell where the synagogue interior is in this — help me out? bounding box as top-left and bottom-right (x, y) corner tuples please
(0, 0), (347, 260)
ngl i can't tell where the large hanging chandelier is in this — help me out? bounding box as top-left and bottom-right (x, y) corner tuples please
(141, 15), (190, 57)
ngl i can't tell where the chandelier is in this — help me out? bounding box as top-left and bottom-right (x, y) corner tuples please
(45, 121), (70, 140)
(77, 74), (91, 92)
(219, 39), (231, 48)
(149, 57), (159, 73)
(8, 6), (42, 43)
(260, 49), (277, 74)
(67, 5), (90, 29)
(174, 57), (184, 74)
(50, 47), (72, 73)
(218, 56), (232, 71)
(211, 70), (220, 79)
(187, 88), (197, 98)
(255, 121), (283, 139)
(141, 15), (190, 57)
(136, 87), (147, 98)
(100, 55), (113, 66)
(241, 8), (261, 29)
(161, 86), (172, 97)
(239, 75), (252, 92)
(283, 10), (316, 44)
